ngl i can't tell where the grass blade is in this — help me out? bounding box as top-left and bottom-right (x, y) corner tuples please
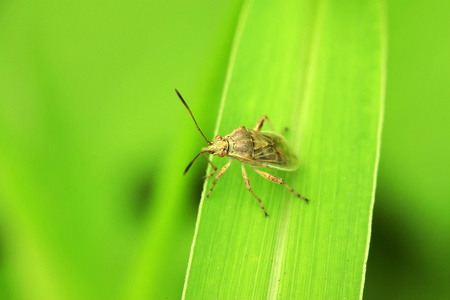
(183, 0), (386, 298)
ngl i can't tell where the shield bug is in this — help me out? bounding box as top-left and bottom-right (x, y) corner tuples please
(176, 89), (308, 216)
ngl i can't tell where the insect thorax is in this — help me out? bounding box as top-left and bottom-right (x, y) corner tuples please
(226, 126), (254, 159)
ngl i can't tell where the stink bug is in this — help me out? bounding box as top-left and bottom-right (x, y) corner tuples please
(176, 89), (308, 216)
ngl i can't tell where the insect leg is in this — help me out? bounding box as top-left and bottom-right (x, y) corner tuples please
(253, 115), (275, 132)
(242, 164), (268, 217)
(253, 168), (309, 203)
(206, 158), (232, 198)
(202, 153), (217, 179)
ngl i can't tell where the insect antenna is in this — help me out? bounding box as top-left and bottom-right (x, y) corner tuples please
(184, 151), (205, 175)
(175, 89), (212, 145)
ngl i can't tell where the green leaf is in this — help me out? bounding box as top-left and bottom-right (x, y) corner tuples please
(183, 0), (386, 298)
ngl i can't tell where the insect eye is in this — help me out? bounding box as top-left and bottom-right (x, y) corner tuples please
(217, 150), (225, 157)
(214, 135), (222, 141)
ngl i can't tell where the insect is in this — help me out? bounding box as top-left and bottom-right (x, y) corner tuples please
(176, 89), (308, 216)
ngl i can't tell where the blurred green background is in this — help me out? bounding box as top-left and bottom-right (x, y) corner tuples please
(0, 0), (448, 299)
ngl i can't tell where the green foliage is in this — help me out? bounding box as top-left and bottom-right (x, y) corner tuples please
(1, 0), (448, 299)
(183, 0), (385, 298)
(364, 0), (450, 298)
(0, 1), (241, 299)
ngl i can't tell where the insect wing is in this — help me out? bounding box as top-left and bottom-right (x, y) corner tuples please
(251, 131), (299, 171)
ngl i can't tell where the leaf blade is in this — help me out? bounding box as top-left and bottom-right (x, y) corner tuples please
(183, 0), (386, 298)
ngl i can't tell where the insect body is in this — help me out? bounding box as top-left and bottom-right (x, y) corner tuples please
(176, 89), (308, 216)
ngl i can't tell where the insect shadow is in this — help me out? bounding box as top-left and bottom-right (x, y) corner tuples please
(176, 89), (308, 216)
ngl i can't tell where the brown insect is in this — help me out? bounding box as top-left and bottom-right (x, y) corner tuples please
(176, 89), (308, 216)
